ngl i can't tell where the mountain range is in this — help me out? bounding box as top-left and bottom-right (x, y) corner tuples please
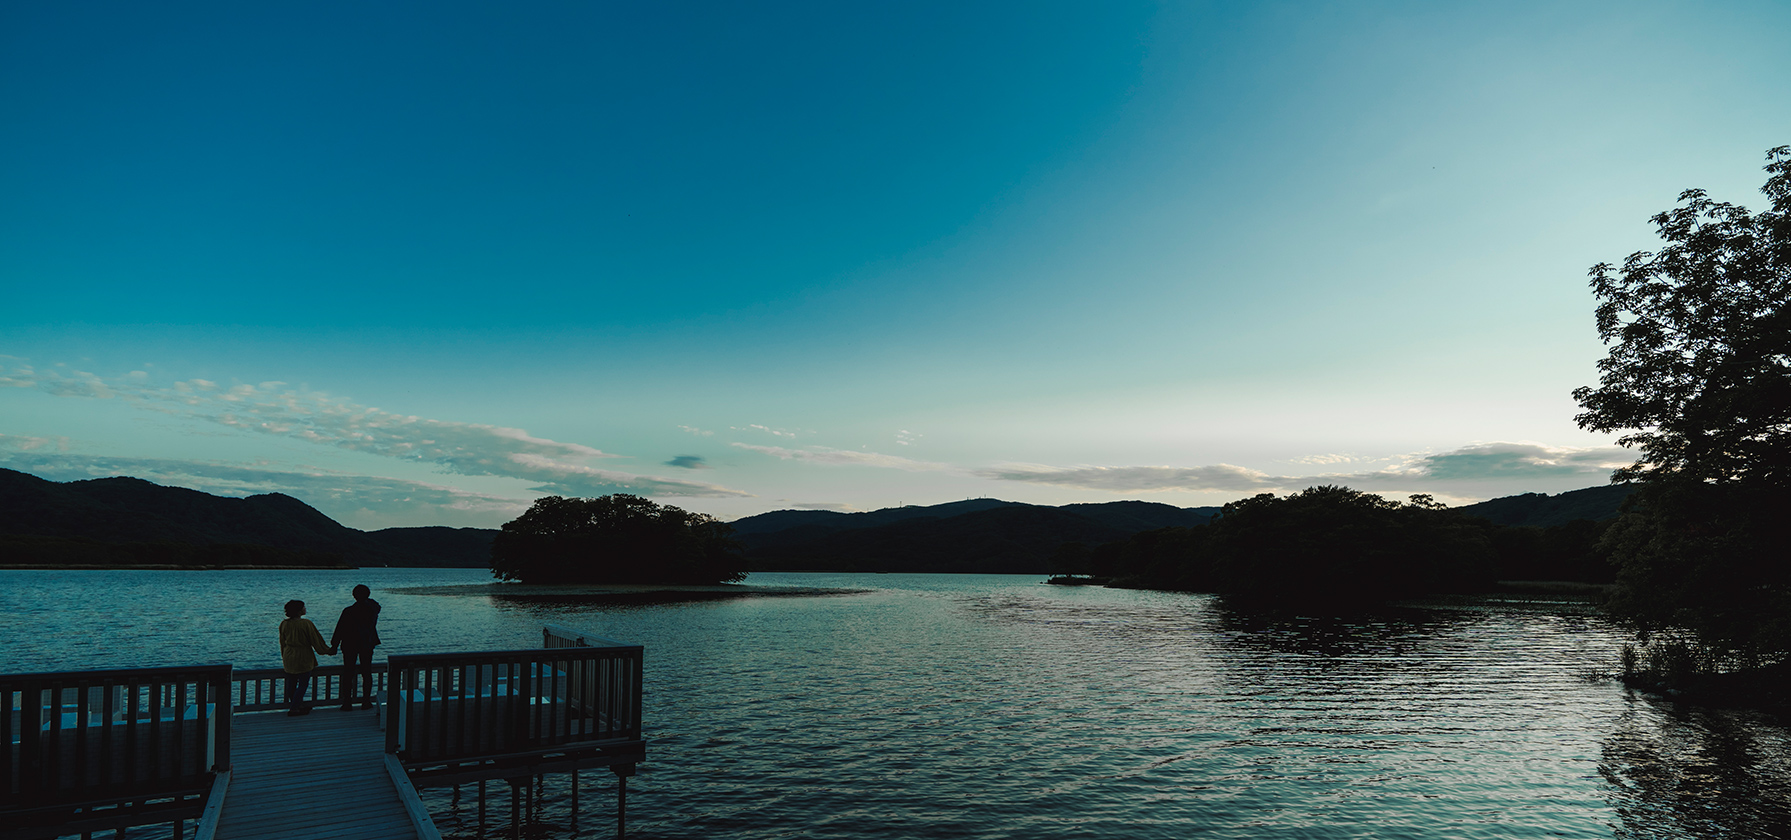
(0, 468), (494, 567)
(0, 467), (1636, 571)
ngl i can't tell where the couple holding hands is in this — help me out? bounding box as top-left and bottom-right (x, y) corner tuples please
(278, 585), (382, 716)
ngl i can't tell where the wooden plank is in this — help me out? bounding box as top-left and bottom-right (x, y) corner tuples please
(212, 710), (421, 840)
(193, 770), (231, 840)
(385, 754), (444, 840)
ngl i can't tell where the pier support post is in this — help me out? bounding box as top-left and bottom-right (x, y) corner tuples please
(613, 764), (635, 839)
(509, 779), (521, 839)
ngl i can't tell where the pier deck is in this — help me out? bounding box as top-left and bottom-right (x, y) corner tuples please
(213, 708), (416, 840)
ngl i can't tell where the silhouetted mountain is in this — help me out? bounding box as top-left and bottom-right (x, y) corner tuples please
(0, 469), (494, 567)
(363, 526), (497, 568)
(751, 506), (1130, 573)
(1454, 484), (1636, 528)
(1061, 500), (1217, 532)
(727, 498), (1028, 536)
(739, 498), (1221, 573)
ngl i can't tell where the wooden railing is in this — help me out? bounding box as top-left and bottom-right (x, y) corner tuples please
(385, 643), (643, 768)
(2, 664), (231, 838)
(230, 663), (391, 712)
(543, 623), (634, 649)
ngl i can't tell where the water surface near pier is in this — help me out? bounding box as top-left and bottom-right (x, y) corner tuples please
(4, 569), (1788, 839)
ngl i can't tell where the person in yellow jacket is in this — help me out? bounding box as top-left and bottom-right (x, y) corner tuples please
(280, 600), (336, 716)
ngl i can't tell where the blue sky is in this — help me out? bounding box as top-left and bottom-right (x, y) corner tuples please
(4, 0), (1788, 528)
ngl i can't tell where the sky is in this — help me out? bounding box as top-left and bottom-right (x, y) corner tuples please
(4, 1), (1789, 530)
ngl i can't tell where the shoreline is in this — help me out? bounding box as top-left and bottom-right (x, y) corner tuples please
(389, 581), (869, 602)
(0, 563), (358, 571)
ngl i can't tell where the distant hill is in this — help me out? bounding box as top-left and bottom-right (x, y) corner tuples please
(1454, 484), (1636, 528)
(0, 468), (494, 567)
(727, 498), (1029, 536)
(737, 498), (1220, 573)
(1, 466), (1641, 574)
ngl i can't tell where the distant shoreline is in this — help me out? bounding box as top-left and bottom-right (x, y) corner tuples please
(390, 581), (868, 602)
(0, 563), (358, 571)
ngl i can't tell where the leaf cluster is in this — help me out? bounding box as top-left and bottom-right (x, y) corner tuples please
(1573, 146), (1791, 675)
(489, 494), (746, 584)
(1572, 146), (1791, 487)
(1084, 486), (1495, 604)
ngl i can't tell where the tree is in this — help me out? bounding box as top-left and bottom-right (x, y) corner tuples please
(489, 494), (746, 585)
(1574, 146), (1791, 667)
(1205, 485), (1492, 603)
(1572, 146), (1791, 487)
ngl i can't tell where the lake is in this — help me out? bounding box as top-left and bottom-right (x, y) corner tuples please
(3, 568), (1788, 839)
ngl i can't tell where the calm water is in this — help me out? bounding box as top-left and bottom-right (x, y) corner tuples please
(4, 569), (1789, 839)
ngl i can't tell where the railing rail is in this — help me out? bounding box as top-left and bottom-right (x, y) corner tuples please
(2, 663), (231, 833)
(385, 644), (643, 765)
(543, 623), (634, 649)
(230, 663), (392, 712)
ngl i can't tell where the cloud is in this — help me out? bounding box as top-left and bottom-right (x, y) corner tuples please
(784, 501), (861, 512)
(1287, 453), (1362, 466)
(976, 443), (1634, 495)
(507, 453), (748, 497)
(1384, 442), (1633, 483)
(0, 433), (68, 453)
(734, 424), (797, 438)
(665, 455), (707, 469)
(7, 360), (753, 498)
(976, 463), (1282, 492)
(678, 425), (715, 437)
(731, 443), (953, 472)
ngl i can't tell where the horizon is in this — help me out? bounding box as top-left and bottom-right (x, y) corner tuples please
(5, 1), (1788, 529)
(5, 464), (1616, 530)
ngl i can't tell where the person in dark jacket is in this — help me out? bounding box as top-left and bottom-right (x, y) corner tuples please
(330, 584), (381, 710)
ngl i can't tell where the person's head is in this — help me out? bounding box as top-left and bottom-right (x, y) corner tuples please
(285, 600), (305, 619)
(352, 584), (371, 601)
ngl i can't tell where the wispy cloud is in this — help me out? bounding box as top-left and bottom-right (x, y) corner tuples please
(731, 443), (953, 472)
(678, 425), (715, 437)
(976, 463), (1281, 492)
(1386, 442), (1633, 483)
(977, 442), (1633, 495)
(784, 501), (861, 512)
(1287, 453), (1363, 466)
(4, 360), (752, 498)
(733, 424), (798, 439)
(0, 433), (69, 453)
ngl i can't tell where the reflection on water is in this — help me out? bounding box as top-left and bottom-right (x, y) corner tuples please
(3, 570), (1787, 839)
(1602, 701), (1791, 839)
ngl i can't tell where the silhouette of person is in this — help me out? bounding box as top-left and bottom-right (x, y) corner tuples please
(330, 585), (382, 711)
(279, 600), (334, 716)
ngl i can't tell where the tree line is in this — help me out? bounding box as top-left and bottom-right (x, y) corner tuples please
(1049, 485), (1612, 601)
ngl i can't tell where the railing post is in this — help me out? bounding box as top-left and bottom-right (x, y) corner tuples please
(213, 665), (233, 772)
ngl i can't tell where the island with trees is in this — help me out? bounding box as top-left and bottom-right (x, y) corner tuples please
(489, 493), (747, 584)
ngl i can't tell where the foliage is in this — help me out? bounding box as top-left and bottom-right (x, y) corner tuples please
(1573, 146), (1791, 672)
(1599, 480), (1791, 664)
(1572, 146), (1791, 487)
(489, 494), (746, 584)
(1484, 518), (1614, 583)
(1080, 486), (1495, 604)
(1206, 486), (1493, 603)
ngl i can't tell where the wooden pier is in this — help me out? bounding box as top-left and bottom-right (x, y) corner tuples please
(3, 626), (645, 840)
(212, 707), (416, 840)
